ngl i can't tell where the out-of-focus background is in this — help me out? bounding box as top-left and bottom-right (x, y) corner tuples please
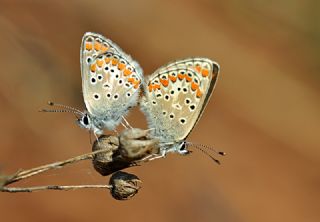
(0, 0), (319, 221)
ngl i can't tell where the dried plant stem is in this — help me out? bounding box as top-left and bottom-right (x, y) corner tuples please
(1, 184), (112, 193)
(2, 148), (111, 187)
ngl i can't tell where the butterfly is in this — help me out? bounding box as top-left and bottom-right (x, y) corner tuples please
(42, 32), (143, 135)
(140, 58), (223, 162)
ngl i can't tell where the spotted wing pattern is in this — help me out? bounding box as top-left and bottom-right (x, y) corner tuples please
(80, 32), (143, 130)
(140, 58), (219, 144)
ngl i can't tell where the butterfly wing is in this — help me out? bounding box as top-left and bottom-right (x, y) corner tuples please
(80, 32), (143, 130)
(140, 58), (219, 143)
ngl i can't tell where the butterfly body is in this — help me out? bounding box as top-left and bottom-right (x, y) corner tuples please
(140, 58), (220, 156)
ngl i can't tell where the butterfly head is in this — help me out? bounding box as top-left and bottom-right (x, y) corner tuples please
(176, 142), (192, 155)
(77, 112), (91, 129)
(77, 112), (104, 135)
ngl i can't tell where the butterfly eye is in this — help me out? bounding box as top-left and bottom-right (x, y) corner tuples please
(82, 115), (89, 125)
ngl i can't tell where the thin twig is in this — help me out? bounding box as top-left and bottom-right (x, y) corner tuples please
(1, 184), (112, 193)
(3, 148), (111, 186)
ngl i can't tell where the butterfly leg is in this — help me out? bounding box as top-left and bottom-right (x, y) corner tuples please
(140, 151), (166, 162)
(121, 116), (132, 129)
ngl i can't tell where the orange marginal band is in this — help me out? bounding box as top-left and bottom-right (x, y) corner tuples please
(94, 42), (102, 51)
(85, 42), (92, 51)
(124, 69), (133, 76)
(191, 82), (199, 91)
(90, 64), (96, 72)
(201, 69), (209, 77)
(178, 73), (185, 80)
(160, 79), (169, 87)
(196, 89), (202, 98)
(96, 59), (103, 68)
(168, 75), (177, 82)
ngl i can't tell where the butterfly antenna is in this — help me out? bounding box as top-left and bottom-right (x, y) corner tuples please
(187, 142), (226, 156)
(39, 101), (84, 117)
(185, 143), (223, 165)
(47, 101), (84, 115)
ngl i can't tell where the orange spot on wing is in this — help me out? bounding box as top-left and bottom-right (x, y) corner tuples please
(160, 79), (169, 87)
(94, 42), (102, 51)
(128, 77), (135, 83)
(153, 84), (160, 90)
(196, 89), (203, 98)
(101, 45), (109, 52)
(191, 82), (199, 91)
(112, 58), (119, 66)
(168, 75), (177, 82)
(118, 63), (125, 70)
(85, 42), (92, 51)
(178, 73), (185, 80)
(195, 65), (201, 73)
(105, 57), (111, 64)
(148, 84), (153, 92)
(201, 69), (209, 77)
(124, 68), (133, 76)
(133, 80), (140, 89)
(90, 64), (96, 72)
(96, 59), (103, 68)
(185, 75), (192, 82)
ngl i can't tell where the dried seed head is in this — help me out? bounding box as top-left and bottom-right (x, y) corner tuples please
(119, 128), (160, 160)
(109, 171), (141, 200)
(92, 135), (136, 176)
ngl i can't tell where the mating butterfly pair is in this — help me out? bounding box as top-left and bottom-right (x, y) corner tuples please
(46, 32), (220, 158)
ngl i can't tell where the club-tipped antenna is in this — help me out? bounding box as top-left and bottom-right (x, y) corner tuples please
(185, 142), (224, 165)
(186, 142), (226, 156)
(47, 101), (84, 115)
(39, 101), (84, 117)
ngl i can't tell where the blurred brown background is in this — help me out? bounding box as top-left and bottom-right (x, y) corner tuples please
(0, 0), (319, 221)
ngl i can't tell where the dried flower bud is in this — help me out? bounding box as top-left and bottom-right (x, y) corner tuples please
(119, 128), (159, 160)
(92, 135), (132, 176)
(109, 171), (141, 200)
